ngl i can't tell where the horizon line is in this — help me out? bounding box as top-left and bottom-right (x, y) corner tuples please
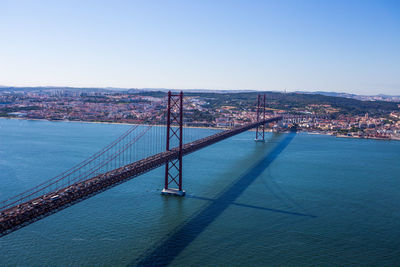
(1, 85), (399, 97)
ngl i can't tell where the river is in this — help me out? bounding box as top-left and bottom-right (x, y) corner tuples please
(1, 118), (399, 266)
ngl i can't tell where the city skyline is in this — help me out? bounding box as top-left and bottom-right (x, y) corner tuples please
(1, 0), (399, 95)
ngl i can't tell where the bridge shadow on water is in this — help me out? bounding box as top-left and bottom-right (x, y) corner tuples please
(133, 130), (312, 266)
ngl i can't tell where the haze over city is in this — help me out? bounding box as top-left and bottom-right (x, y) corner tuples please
(1, 0), (399, 95)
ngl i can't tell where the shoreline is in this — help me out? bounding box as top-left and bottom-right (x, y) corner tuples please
(335, 134), (399, 141)
(1, 116), (398, 141)
(0, 116), (227, 131)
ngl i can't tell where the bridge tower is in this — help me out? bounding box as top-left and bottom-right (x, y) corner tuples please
(161, 91), (185, 196)
(255, 94), (266, 142)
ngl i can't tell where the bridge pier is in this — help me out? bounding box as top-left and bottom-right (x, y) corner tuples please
(162, 91), (185, 197)
(255, 94), (266, 142)
(161, 188), (186, 196)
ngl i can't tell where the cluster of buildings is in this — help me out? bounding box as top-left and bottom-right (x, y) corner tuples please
(0, 90), (165, 124)
(1, 90), (399, 140)
(279, 113), (400, 140)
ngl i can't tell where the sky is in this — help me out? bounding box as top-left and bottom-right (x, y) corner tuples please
(0, 0), (399, 95)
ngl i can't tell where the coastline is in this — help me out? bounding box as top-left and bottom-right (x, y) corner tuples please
(305, 130), (399, 141)
(0, 116), (227, 131)
(335, 134), (399, 141)
(1, 116), (398, 141)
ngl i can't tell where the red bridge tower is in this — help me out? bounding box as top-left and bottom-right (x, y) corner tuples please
(161, 91), (185, 196)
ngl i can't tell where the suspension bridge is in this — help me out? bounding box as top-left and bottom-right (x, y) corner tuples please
(0, 92), (282, 237)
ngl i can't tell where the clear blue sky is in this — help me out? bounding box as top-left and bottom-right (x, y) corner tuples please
(0, 0), (399, 95)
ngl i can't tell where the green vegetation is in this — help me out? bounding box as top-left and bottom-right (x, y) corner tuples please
(135, 91), (399, 117)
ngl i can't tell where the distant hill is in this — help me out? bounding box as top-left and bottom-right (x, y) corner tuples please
(0, 86), (256, 94)
(296, 91), (400, 102)
(136, 90), (400, 117)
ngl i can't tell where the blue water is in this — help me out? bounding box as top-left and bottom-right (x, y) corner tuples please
(1, 118), (400, 266)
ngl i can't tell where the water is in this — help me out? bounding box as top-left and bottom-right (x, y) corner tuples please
(1, 118), (400, 266)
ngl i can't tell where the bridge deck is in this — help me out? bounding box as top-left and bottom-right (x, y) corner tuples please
(0, 117), (281, 236)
